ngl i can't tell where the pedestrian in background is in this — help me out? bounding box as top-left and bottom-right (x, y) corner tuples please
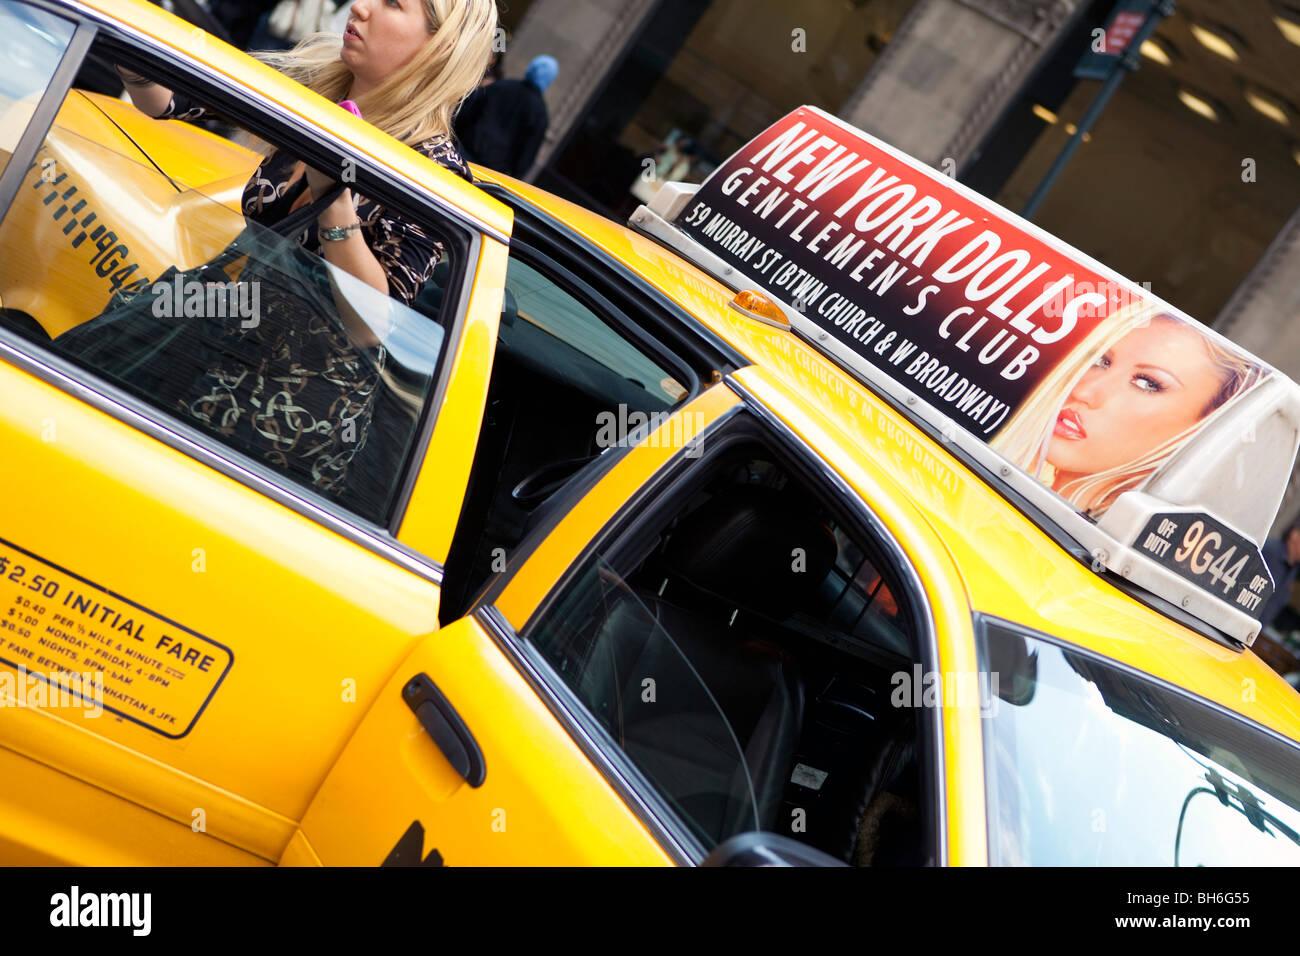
(455, 54), (558, 179)
(209, 0), (280, 49)
(249, 0), (339, 51)
(1260, 521), (1300, 631)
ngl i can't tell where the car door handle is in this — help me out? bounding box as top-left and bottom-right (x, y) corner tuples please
(402, 673), (486, 788)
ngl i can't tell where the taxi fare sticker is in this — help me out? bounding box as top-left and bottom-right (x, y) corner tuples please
(0, 537), (231, 738)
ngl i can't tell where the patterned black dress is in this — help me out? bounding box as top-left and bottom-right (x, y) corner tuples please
(161, 95), (469, 500)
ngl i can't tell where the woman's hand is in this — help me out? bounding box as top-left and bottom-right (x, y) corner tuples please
(315, 186), (361, 236)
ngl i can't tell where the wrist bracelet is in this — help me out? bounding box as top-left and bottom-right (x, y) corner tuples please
(318, 220), (363, 243)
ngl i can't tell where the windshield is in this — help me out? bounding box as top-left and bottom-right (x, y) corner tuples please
(978, 617), (1300, 865)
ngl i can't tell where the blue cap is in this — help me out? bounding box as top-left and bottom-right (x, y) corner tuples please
(525, 55), (559, 93)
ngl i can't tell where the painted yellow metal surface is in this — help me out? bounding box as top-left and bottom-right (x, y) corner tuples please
(488, 171), (1300, 751)
(326, 392), (739, 866)
(0, 745), (266, 865)
(482, 163), (1300, 855)
(294, 615), (674, 866)
(0, 361), (447, 862)
(0, 0), (1294, 870)
(396, 234), (509, 566)
(0, 0), (515, 867)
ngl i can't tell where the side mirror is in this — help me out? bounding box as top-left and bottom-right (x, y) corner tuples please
(700, 832), (848, 867)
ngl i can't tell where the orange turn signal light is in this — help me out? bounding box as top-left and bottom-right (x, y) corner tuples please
(730, 290), (791, 330)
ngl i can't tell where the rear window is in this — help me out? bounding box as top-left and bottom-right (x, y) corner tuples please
(0, 34), (464, 526)
(978, 617), (1300, 865)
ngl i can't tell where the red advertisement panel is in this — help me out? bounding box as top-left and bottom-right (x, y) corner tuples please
(674, 107), (1272, 521)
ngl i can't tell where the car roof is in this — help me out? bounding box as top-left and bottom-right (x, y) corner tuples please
(75, 0), (1300, 745)
(480, 175), (1300, 745)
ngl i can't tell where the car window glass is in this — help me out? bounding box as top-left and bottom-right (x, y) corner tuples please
(523, 443), (931, 865)
(979, 619), (1300, 865)
(503, 254), (685, 410)
(0, 0), (75, 182)
(0, 52), (456, 525)
(527, 555), (760, 847)
(804, 525), (909, 657)
(438, 251), (693, 621)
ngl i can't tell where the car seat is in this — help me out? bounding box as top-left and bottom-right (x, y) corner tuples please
(580, 484), (838, 844)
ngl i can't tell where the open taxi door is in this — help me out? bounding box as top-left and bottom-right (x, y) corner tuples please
(280, 390), (747, 867)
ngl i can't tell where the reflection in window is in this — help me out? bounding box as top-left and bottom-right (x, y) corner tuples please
(0, 1), (75, 139)
(504, 254), (682, 410)
(979, 619), (1300, 866)
(0, 113), (448, 524)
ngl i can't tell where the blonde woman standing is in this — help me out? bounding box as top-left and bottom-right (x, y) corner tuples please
(120, 0), (497, 311)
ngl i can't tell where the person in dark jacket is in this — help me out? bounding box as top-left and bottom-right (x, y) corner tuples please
(209, 0), (281, 50)
(455, 54), (557, 178)
(1260, 522), (1300, 630)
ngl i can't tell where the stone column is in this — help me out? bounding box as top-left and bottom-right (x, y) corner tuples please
(839, 0), (1083, 170)
(1214, 207), (1300, 534)
(504, 0), (660, 181)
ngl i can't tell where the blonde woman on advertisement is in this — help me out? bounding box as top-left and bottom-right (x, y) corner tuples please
(992, 303), (1267, 518)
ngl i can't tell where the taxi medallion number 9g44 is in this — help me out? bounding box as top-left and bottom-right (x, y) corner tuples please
(1138, 512), (1273, 616)
(1175, 521), (1250, 595)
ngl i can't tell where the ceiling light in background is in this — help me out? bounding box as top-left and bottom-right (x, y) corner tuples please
(1245, 90), (1289, 125)
(1032, 104), (1058, 124)
(1293, 145), (1300, 167)
(1179, 89), (1219, 121)
(1140, 38), (1172, 65)
(1275, 15), (1300, 47)
(1190, 23), (1239, 61)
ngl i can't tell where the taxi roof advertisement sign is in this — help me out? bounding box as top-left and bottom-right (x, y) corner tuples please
(673, 107), (1277, 525)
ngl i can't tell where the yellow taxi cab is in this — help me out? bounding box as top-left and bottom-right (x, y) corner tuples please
(2, 0), (1300, 868)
